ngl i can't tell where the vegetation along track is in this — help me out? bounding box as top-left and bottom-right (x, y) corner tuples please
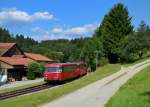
(0, 84), (54, 101)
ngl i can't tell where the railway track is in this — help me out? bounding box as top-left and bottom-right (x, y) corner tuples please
(0, 84), (54, 101)
(0, 76), (83, 101)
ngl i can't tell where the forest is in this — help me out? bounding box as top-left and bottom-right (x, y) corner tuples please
(0, 3), (150, 71)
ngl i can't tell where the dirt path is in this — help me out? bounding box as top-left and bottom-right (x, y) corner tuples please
(42, 59), (150, 107)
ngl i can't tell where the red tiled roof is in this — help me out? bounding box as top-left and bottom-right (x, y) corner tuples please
(12, 55), (25, 58)
(0, 57), (33, 66)
(25, 53), (52, 62)
(0, 43), (16, 56)
(0, 43), (16, 47)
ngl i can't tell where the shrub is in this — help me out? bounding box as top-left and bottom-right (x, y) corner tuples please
(27, 69), (35, 80)
(98, 57), (109, 66)
(27, 62), (44, 80)
(90, 59), (96, 71)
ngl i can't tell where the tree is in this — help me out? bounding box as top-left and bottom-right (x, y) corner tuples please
(0, 28), (14, 42)
(136, 21), (150, 58)
(45, 51), (64, 62)
(82, 37), (103, 71)
(137, 21), (149, 33)
(27, 62), (44, 80)
(96, 3), (133, 63)
(121, 21), (150, 62)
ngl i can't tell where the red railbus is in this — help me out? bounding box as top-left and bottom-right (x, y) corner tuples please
(44, 63), (87, 82)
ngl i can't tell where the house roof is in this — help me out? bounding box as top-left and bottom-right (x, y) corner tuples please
(12, 55), (25, 58)
(25, 53), (52, 62)
(0, 43), (16, 56)
(0, 57), (33, 66)
(0, 43), (53, 67)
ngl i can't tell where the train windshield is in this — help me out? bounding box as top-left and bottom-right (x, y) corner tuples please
(47, 67), (62, 72)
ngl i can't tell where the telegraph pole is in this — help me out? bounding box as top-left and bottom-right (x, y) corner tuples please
(94, 50), (100, 70)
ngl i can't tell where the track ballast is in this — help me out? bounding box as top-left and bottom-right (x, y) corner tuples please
(0, 84), (54, 101)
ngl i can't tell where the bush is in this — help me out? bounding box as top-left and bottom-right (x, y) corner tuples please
(27, 69), (35, 80)
(98, 57), (109, 66)
(39, 62), (45, 76)
(90, 59), (96, 72)
(27, 62), (44, 80)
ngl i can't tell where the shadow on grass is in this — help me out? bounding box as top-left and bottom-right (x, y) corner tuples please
(141, 91), (150, 103)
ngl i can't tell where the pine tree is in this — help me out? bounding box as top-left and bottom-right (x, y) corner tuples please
(96, 3), (133, 63)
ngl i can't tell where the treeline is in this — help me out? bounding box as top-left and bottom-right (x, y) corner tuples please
(0, 28), (38, 52)
(0, 3), (150, 71)
(0, 28), (90, 62)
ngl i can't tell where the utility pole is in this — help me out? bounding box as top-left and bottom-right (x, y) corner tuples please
(94, 50), (100, 70)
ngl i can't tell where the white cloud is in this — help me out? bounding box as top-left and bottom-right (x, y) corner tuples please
(32, 23), (98, 40)
(32, 27), (47, 33)
(51, 27), (63, 33)
(32, 12), (54, 20)
(0, 8), (55, 26)
(64, 24), (98, 35)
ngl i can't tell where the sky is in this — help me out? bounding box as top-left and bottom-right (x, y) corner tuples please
(0, 0), (150, 41)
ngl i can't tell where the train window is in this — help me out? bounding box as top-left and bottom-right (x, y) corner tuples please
(80, 64), (86, 67)
(63, 66), (77, 72)
(47, 67), (62, 72)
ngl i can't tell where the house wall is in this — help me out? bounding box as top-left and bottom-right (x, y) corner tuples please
(0, 61), (13, 69)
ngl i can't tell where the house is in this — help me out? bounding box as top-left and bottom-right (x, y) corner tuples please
(0, 43), (53, 81)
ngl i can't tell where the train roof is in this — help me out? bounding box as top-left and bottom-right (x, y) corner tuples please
(45, 63), (80, 67)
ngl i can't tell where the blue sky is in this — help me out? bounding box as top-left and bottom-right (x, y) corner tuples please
(0, 0), (150, 41)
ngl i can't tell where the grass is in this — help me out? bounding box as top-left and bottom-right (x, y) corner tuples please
(0, 81), (45, 94)
(106, 66), (150, 107)
(0, 64), (121, 107)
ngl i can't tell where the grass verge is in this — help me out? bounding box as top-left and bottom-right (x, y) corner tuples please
(0, 81), (45, 94)
(0, 64), (121, 107)
(106, 66), (150, 107)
